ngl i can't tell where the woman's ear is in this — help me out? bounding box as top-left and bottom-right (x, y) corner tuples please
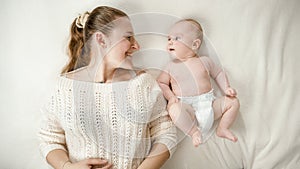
(95, 32), (107, 48)
(192, 39), (201, 50)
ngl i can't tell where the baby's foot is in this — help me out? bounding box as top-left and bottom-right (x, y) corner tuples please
(216, 127), (238, 142)
(191, 131), (202, 147)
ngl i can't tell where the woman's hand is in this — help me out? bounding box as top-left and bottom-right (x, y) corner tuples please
(64, 158), (113, 169)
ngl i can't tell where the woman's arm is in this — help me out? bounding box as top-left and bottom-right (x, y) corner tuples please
(38, 104), (71, 169)
(138, 80), (177, 169)
(46, 150), (112, 169)
(137, 143), (170, 169)
(38, 103), (68, 163)
(39, 92), (112, 169)
(46, 149), (70, 169)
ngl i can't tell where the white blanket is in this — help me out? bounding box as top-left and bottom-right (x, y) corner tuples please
(159, 0), (300, 168)
(0, 0), (299, 168)
(130, 1), (300, 168)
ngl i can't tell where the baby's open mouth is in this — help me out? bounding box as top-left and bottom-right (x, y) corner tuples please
(125, 52), (132, 56)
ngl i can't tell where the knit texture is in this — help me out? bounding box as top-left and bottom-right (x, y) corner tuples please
(38, 73), (177, 169)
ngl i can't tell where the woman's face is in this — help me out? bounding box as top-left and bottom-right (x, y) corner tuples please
(104, 17), (140, 69)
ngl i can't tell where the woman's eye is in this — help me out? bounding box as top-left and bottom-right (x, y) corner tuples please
(126, 36), (133, 41)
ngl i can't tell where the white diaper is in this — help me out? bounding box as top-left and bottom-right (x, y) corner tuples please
(178, 90), (215, 142)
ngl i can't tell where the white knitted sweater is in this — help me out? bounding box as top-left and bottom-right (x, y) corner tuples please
(38, 73), (177, 169)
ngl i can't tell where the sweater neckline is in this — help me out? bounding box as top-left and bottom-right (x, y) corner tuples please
(58, 72), (149, 86)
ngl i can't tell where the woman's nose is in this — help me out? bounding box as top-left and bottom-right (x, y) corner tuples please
(131, 39), (140, 51)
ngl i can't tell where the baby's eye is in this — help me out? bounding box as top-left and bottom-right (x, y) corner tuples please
(174, 36), (181, 41)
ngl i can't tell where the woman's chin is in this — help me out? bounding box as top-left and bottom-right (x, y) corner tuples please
(118, 59), (134, 69)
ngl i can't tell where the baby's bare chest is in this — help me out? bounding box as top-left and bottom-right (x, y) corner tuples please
(169, 61), (208, 81)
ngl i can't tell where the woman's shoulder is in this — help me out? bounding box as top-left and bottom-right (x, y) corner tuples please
(56, 68), (159, 90)
(61, 67), (91, 82)
(135, 71), (162, 91)
(128, 69), (159, 88)
(54, 67), (97, 91)
(132, 70), (155, 83)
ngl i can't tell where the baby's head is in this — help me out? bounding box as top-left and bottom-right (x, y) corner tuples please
(167, 19), (203, 60)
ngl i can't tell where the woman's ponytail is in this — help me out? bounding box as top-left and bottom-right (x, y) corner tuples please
(61, 19), (86, 74)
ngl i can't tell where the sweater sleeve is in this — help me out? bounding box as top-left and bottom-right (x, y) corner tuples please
(38, 92), (67, 159)
(148, 81), (177, 157)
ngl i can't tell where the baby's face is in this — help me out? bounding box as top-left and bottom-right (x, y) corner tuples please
(167, 21), (198, 60)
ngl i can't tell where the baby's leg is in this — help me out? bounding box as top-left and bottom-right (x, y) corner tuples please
(168, 102), (202, 147)
(213, 96), (240, 142)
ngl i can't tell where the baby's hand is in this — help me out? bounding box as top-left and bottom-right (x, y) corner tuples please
(225, 87), (237, 97)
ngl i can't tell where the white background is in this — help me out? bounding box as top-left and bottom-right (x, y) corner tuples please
(0, 0), (299, 168)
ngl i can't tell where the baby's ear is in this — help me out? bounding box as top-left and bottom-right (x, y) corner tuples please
(192, 39), (201, 50)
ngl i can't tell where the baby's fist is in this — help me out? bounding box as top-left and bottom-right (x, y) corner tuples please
(225, 87), (237, 97)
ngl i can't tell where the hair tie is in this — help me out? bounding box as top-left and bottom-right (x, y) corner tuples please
(75, 12), (90, 29)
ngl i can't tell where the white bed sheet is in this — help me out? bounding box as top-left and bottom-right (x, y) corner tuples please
(130, 0), (300, 168)
(0, 0), (299, 168)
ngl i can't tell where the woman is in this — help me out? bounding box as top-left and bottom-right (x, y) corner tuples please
(38, 6), (177, 169)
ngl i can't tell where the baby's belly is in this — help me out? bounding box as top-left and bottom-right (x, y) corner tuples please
(172, 84), (212, 97)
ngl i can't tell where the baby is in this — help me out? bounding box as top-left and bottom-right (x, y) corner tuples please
(157, 19), (240, 147)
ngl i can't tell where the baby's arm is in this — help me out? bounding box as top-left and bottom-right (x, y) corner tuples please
(215, 72), (237, 97)
(157, 70), (178, 109)
(201, 56), (237, 96)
